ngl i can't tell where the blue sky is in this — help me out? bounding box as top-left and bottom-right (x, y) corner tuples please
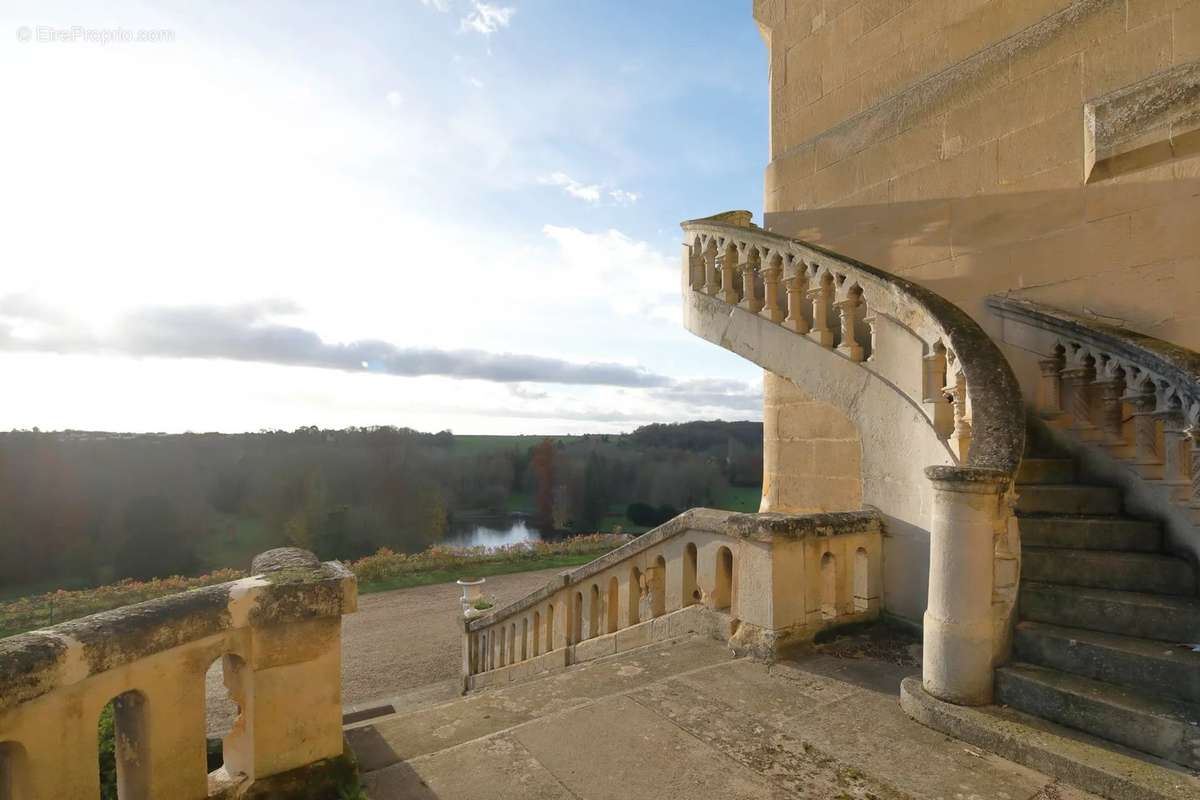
(0, 1), (769, 433)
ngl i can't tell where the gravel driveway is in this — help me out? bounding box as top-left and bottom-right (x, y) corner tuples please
(205, 567), (565, 736)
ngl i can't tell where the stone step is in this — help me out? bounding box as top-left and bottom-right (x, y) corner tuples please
(1017, 485), (1122, 515)
(1020, 516), (1163, 552)
(995, 663), (1200, 770)
(1020, 582), (1200, 643)
(1022, 547), (1196, 596)
(1014, 622), (1200, 705)
(1016, 458), (1077, 485)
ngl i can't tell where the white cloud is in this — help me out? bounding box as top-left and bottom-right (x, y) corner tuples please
(608, 188), (640, 205)
(385, 90), (403, 107)
(460, 2), (516, 35)
(540, 172), (640, 206)
(419, 0), (451, 11)
(466, 75), (485, 89)
(540, 171), (602, 203)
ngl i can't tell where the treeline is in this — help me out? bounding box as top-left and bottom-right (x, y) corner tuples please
(0, 422), (761, 591)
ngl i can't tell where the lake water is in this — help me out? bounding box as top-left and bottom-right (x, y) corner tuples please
(440, 515), (546, 549)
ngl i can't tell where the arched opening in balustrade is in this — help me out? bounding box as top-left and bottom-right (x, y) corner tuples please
(606, 576), (619, 634)
(628, 566), (642, 627)
(508, 624), (517, 663)
(652, 555), (667, 618)
(0, 741), (29, 800)
(546, 603), (556, 651)
(820, 552), (837, 620)
(520, 617), (529, 661)
(854, 547), (870, 613)
(205, 653), (251, 780)
(713, 547), (733, 611)
(532, 611), (541, 657)
(499, 625), (507, 666)
(98, 689), (151, 800)
(588, 584), (600, 639)
(572, 591), (584, 644)
(683, 542), (699, 605)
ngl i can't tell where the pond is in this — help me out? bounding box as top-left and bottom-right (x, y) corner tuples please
(439, 514), (548, 549)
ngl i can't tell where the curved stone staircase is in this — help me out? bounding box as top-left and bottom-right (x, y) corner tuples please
(998, 455), (1200, 771)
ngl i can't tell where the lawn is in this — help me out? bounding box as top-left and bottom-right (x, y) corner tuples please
(712, 485), (762, 513)
(356, 552), (602, 595)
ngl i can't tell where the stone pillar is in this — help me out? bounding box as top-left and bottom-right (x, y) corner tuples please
(807, 277), (835, 347)
(835, 295), (863, 362)
(1160, 412), (1191, 490)
(1128, 385), (1163, 477)
(1061, 362), (1096, 434)
(739, 263), (762, 313)
(922, 466), (1009, 706)
(702, 247), (719, 295)
(783, 274), (809, 333)
(1035, 356), (1064, 418)
(1188, 427), (1200, 509)
(719, 247), (739, 305)
(760, 266), (784, 322)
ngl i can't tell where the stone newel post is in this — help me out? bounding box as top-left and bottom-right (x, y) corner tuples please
(922, 466), (1009, 706)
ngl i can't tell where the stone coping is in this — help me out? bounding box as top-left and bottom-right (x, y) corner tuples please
(0, 559), (356, 714)
(465, 507), (881, 633)
(683, 216), (1025, 476)
(987, 296), (1200, 402)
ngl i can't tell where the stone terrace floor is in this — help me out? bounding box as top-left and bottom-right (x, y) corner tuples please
(347, 633), (1099, 799)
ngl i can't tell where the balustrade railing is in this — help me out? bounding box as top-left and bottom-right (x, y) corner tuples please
(460, 508), (882, 689)
(0, 547), (356, 800)
(988, 295), (1200, 517)
(682, 212), (1024, 474)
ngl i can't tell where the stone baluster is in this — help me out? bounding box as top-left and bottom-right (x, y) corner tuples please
(944, 368), (972, 462)
(1036, 352), (1065, 418)
(863, 311), (877, 362)
(1127, 379), (1163, 479)
(760, 264), (784, 322)
(739, 261), (763, 313)
(702, 246), (719, 295)
(923, 346), (953, 439)
(1093, 361), (1129, 451)
(783, 272), (810, 334)
(719, 247), (739, 305)
(1060, 351), (1097, 436)
(1187, 423), (1200, 509)
(1159, 407), (1192, 500)
(835, 292), (864, 362)
(807, 274), (835, 347)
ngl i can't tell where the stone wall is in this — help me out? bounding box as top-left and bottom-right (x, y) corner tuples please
(762, 370), (863, 513)
(754, 0), (1200, 350)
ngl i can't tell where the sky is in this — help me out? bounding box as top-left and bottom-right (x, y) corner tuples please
(0, 1), (769, 434)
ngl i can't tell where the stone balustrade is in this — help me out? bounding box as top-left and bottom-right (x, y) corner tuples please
(461, 508), (882, 690)
(989, 296), (1200, 547)
(681, 212), (1026, 706)
(0, 548), (357, 800)
(682, 212), (1024, 474)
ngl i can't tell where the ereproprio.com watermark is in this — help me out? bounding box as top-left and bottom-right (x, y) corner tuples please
(16, 25), (175, 44)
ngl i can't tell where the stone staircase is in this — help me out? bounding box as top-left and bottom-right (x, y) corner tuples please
(996, 457), (1200, 771)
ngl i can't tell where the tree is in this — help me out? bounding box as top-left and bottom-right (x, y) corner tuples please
(530, 439), (557, 529)
(115, 495), (195, 580)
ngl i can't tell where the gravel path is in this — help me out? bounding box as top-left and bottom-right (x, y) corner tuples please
(205, 567), (565, 736)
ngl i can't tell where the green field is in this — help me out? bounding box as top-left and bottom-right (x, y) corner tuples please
(356, 553), (603, 595)
(713, 485), (762, 513)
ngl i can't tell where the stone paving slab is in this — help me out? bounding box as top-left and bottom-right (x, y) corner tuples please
(363, 733), (575, 800)
(515, 695), (789, 800)
(348, 636), (734, 768)
(356, 635), (1103, 800)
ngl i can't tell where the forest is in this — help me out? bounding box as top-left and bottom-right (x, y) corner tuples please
(0, 420), (762, 596)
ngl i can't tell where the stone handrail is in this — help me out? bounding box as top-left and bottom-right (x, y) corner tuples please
(461, 508), (883, 689)
(0, 547), (357, 799)
(988, 295), (1200, 515)
(682, 212), (1025, 476)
